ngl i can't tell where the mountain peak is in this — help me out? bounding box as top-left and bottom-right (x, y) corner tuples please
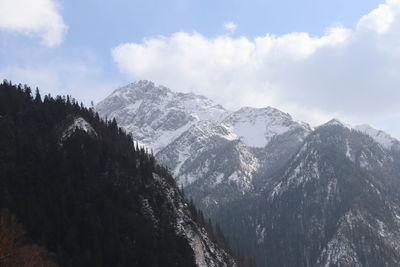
(323, 118), (347, 127)
(319, 118), (356, 131)
(126, 79), (155, 88)
(96, 81), (229, 152)
(111, 80), (172, 99)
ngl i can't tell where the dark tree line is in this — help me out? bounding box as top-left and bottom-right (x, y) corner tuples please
(0, 81), (192, 266)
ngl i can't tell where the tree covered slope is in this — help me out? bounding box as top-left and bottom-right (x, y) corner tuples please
(0, 81), (239, 267)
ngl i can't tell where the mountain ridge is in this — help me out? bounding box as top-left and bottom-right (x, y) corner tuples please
(98, 80), (398, 151)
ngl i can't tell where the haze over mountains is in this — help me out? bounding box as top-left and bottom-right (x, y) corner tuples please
(97, 80), (400, 266)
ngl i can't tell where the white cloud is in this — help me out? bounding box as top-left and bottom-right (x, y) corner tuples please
(1, 55), (119, 105)
(357, 0), (397, 33)
(111, 0), (400, 136)
(0, 16), (117, 109)
(0, 0), (67, 47)
(224, 21), (237, 33)
(2, 64), (119, 105)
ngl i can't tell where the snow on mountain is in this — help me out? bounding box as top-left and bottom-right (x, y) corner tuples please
(157, 120), (238, 182)
(220, 124), (400, 267)
(156, 119), (260, 211)
(96, 80), (311, 194)
(223, 107), (311, 148)
(322, 118), (348, 127)
(97, 81), (314, 213)
(355, 124), (399, 149)
(319, 118), (362, 131)
(97, 80), (400, 267)
(96, 80), (229, 152)
(96, 81), (400, 208)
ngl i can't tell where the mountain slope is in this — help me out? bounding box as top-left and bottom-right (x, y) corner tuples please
(96, 80), (400, 267)
(218, 123), (400, 267)
(0, 82), (236, 267)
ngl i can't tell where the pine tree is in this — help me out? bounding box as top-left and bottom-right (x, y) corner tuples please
(34, 88), (42, 103)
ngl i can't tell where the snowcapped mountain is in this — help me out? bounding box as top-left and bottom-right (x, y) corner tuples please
(96, 81), (312, 154)
(97, 80), (312, 212)
(97, 80), (400, 267)
(96, 80), (228, 152)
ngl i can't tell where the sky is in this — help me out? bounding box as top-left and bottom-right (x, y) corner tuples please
(2, 0), (400, 138)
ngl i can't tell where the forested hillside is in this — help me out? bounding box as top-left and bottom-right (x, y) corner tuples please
(0, 81), (248, 267)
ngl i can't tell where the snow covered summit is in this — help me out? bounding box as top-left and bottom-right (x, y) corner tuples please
(96, 80), (229, 152)
(96, 80), (312, 151)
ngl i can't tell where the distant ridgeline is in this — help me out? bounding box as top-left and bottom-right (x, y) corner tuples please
(0, 81), (255, 267)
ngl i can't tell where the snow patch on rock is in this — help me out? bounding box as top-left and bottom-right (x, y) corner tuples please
(61, 117), (97, 141)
